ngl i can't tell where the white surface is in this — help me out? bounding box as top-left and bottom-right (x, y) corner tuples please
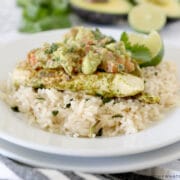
(0, 29), (180, 157)
(0, 161), (21, 180)
(37, 169), (70, 180)
(0, 0), (21, 44)
(0, 138), (180, 173)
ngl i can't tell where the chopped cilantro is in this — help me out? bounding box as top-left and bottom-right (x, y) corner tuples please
(37, 84), (45, 89)
(11, 106), (19, 112)
(95, 93), (102, 97)
(139, 93), (160, 104)
(52, 57), (60, 61)
(39, 84), (45, 89)
(96, 128), (103, 137)
(44, 49), (49, 54)
(52, 110), (59, 116)
(92, 28), (115, 44)
(102, 97), (112, 104)
(120, 32), (130, 47)
(118, 64), (124, 71)
(66, 103), (71, 108)
(89, 126), (95, 137)
(45, 43), (58, 54)
(89, 121), (100, 137)
(67, 46), (75, 53)
(112, 114), (123, 118)
(36, 97), (45, 100)
(92, 28), (103, 40)
(96, 94), (113, 104)
(65, 99), (73, 108)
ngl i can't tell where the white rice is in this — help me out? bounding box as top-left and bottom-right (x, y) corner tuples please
(0, 61), (180, 137)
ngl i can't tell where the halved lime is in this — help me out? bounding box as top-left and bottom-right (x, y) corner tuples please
(134, 0), (180, 18)
(128, 4), (167, 33)
(127, 31), (164, 66)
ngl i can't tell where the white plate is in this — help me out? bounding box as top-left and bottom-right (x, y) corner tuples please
(0, 28), (180, 157)
(0, 138), (180, 173)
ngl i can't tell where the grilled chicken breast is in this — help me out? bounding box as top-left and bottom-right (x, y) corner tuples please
(13, 62), (144, 98)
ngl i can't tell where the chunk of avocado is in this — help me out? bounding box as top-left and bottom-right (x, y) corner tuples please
(82, 51), (101, 75)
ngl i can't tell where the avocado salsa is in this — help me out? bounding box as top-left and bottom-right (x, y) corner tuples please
(28, 27), (137, 75)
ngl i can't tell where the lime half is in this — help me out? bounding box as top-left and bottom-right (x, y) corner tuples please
(128, 31), (164, 66)
(134, 0), (180, 18)
(128, 4), (167, 33)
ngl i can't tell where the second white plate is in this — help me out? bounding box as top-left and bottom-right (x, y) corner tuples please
(0, 138), (180, 173)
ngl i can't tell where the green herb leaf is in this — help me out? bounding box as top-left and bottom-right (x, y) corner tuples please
(118, 64), (124, 71)
(120, 32), (151, 65)
(36, 97), (45, 100)
(11, 106), (20, 112)
(52, 110), (59, 116)
(65, 103), (71, 108)
(89, 126), (95, 138)
(102, 97), (112, 104)
(45, 43), (58, 54)
(138, 93), (160, 104)
(52, 57), (60, 61)
(129, 44), (152, 64)
(120, 32), (131, 49)
(112, 114), (123, 118)
(95, 93), (102, 97)
(127, 0), (137, 5)
(92, 28), (103, 40)
(96, 128), (103, 137)
(37, 84), (45, 89)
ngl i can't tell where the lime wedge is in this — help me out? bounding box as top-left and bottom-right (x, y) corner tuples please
(128, 4), (167, 33)
(127, 31), (164, 66)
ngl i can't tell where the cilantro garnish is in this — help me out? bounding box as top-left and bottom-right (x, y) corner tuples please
(37, 84), (45, 89)
(112, 114), (123, 118)
(96, 128), (103, 137)
(45, 43), (58, 54)
(102, 97), (112, 104)
(65, 103), (71, 108)
(52, 110), (59, 116)
(92, 28), (103, 40)
(52, 57), (60, 61)
(11, 106), (19, 112)
(36, 97), (45, 100)
(120, 32), (151, 65)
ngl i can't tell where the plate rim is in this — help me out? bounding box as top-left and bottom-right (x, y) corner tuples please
(0, 124), (180, 157)
(0, 138), (180, 173)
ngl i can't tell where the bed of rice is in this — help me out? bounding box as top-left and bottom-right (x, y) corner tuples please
(0, 61), (180, 138)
